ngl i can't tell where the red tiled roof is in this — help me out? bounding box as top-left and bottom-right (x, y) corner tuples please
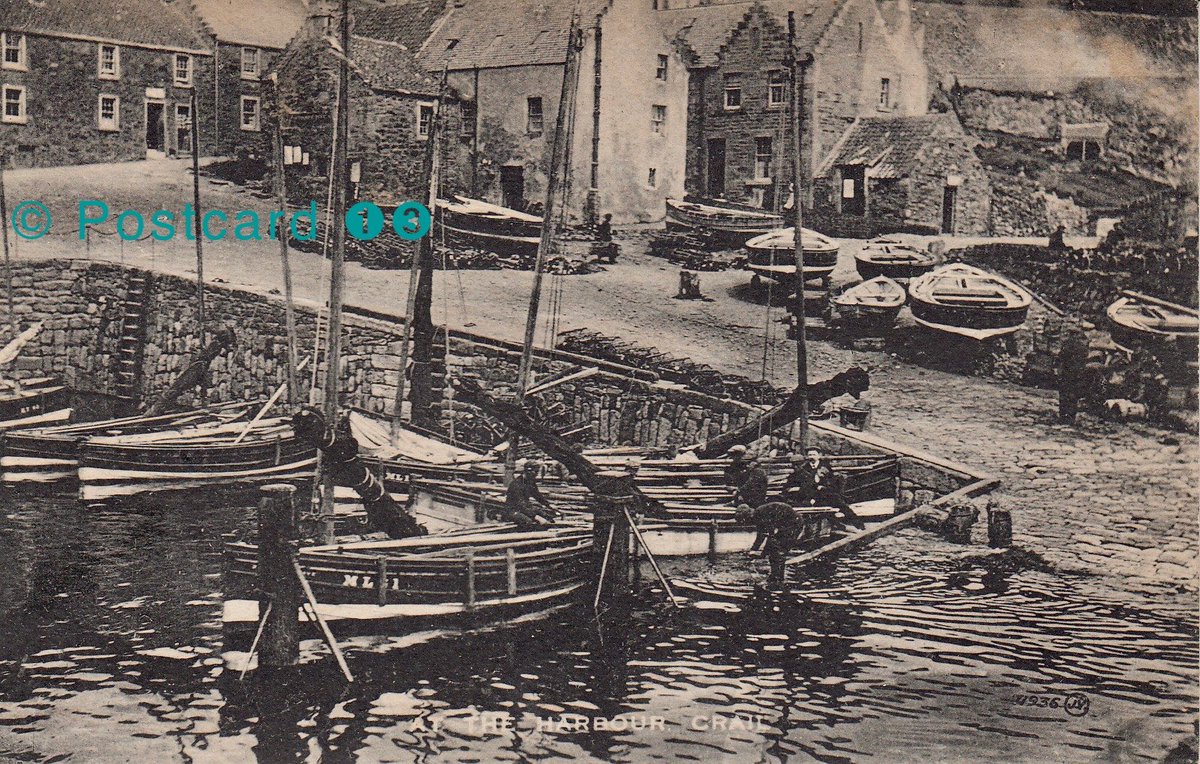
(0, 0), (212, 52)
(656, 0), (846, 68)
(816, 113), (969, 178)
(189, 0), (310, 49)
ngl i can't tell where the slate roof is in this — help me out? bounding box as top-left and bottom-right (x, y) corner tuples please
(0, 0), (212, 52)
(913, 1), (1198, 89)
(815, 113), (966, 179)
(420, 0), (611, 71)
(350, 35), (440, 95)
(353, 0), (446, 51)
(656, 0), (846, 68)
(189, 0), (310, 49)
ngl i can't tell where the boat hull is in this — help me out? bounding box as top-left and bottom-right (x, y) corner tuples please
(908, 264), (1032, 340)
(436, 197), (542, 256)
(909, 299), (1029, 339)
(665, 199), (783, 247)
(854, 248), (937, 281)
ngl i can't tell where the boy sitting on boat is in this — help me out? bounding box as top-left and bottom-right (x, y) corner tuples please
(501, 459), (560, 528)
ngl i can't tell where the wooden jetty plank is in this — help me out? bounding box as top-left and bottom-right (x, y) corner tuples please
(785, 477), (1001, 568)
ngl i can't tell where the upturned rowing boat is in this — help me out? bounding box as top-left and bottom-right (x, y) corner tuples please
(436, 196), (542, 256)
(908, 263), (1032, 340)
(854, 240), (938, 281)
(665, 198), (784, 246)
(744, 227), (841, 275)
(832, 276), (906, 329)
(222, 527), (594, 637)
(76, 416), (316, 500)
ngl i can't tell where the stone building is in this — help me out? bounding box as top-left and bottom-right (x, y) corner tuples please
(0, 0), (215, 167)
(271, 20), (471, 207)
(419, 0), (690, 224)
(657, 0), (928, 213)
(810, 113), (990, 236)
(187, 0), (311, 160)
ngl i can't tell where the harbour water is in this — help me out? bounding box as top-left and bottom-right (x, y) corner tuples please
(0, 491), (1194, 762)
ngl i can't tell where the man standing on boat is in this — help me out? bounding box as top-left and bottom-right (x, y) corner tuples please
(725, 446), (768, 510)
(503, 459), (559, 528)
(783, 447), (865, 530)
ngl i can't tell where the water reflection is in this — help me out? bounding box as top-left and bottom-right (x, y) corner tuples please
(0, 491), (1194, 762)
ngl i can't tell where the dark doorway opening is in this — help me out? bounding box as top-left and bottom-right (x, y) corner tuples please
(145, 102), (166, 157)
(706, 138), (726, 198)
(840, 165), (865, 216)
(174, 104), (191, 156)
(941, 185), (957, 234)
(500, 165), (525, 210)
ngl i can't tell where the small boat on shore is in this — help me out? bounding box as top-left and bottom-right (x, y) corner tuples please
(744, 227), (841, 277)
(436, 196), (542, 256)
(854, 240), (938, 281)
(222, 527), (594, 638)
(832, 276), (906, 329)
(0, 377), (71, 433)
(665, 198), (783, 247)
(1106, 292), (1199, 350)
(76, 416), (316, 500)
(908, 264), (1032, 340)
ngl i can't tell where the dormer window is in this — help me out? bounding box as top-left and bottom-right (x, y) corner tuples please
(2, 32), (26, 71)
(240, 47), (260, 79)
(98, 44), (120, 79)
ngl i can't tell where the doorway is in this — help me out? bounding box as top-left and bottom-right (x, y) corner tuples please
(174, 103), (191, 155)
(706, 138), (726, 198)
(500, 165), (525, 210)
(145, 101), (166, 158)
(840, 165), (865, 216)
(941, 185), (957, 234)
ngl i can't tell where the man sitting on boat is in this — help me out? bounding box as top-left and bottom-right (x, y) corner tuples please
(502, 459), (560, 528)
(724, 445), (768, 509)
(735, 502), (803, 585)
(782, 447), (866, 530)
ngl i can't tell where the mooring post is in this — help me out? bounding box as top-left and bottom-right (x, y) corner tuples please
(987, 503), (1012, 548)
(707, 518), (719, 563)
(258, 483), (301, 668)
(592, 487), (633, 610)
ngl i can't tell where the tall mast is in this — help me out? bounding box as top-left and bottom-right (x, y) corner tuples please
(318, 0), (351, 541)
(392, 68), (448, 441)
(190, 88), (208, 404)
(788, 13), (810, 449)
(0, 154), (14, 338)
(272, 74), (300, 405)
(505, 16), (582, 481)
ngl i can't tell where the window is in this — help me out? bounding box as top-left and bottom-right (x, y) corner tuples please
(723, 74), (741, 110)
(2, 84), (26, 124)
(656, 54), (668, 81)
(174, 54), (192, 86)
(2, 32), (26, 70)
(240, 95), (260, 131)
(647, 167), (657, 188)
(97, 94), (119, 131)
(526, 96), (543, 134)
(460, 100), (476, 136)
(879, 78), (891, 109)
(650, 104), (666, 135)
(767, 70), (785, 107)
(98, 43), (120, 79)
(417, 103), (433, 138)
(754, 137), (772, 179)
(240, 47), (259, 79)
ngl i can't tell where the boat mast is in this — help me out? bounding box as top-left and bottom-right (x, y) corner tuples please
(318, 0), (351, 542)
(272, 73), (301, 406)
(0, 153), (14, 338)
(506, 14), (582, 481)
(391, 67), (448, 441)
(190, 88), (208, 404)
(788, 13), (812, 449)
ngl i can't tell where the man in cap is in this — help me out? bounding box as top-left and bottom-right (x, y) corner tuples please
(503, 459), (559, 528)
(725, 445), (768, 510)
(783, 446), (865, 530)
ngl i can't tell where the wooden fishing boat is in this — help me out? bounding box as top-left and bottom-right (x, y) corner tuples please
(0, 377), (71, 433)
(854, 240), (938, 281)
(664, 198), (784, 247)
(0, 401), (257, 484)
(436, 196), (542, 256)
(1106, 292), (1199, 350)
(222, 527), (594, 638)
(744, 227), (841, 274)
(832, 276), (906, 329)
(908, 263), (1032, 340)
(76, 416), (316, 500)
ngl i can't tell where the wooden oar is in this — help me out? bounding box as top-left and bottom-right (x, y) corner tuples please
(593, 522), (615, 613)
(239, 599), (273, 680)
(1121, 289), (1200, 317)
(233, 355), (312, 445)
(291, 558), (353, 682)
(621, 503), (679, 607)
